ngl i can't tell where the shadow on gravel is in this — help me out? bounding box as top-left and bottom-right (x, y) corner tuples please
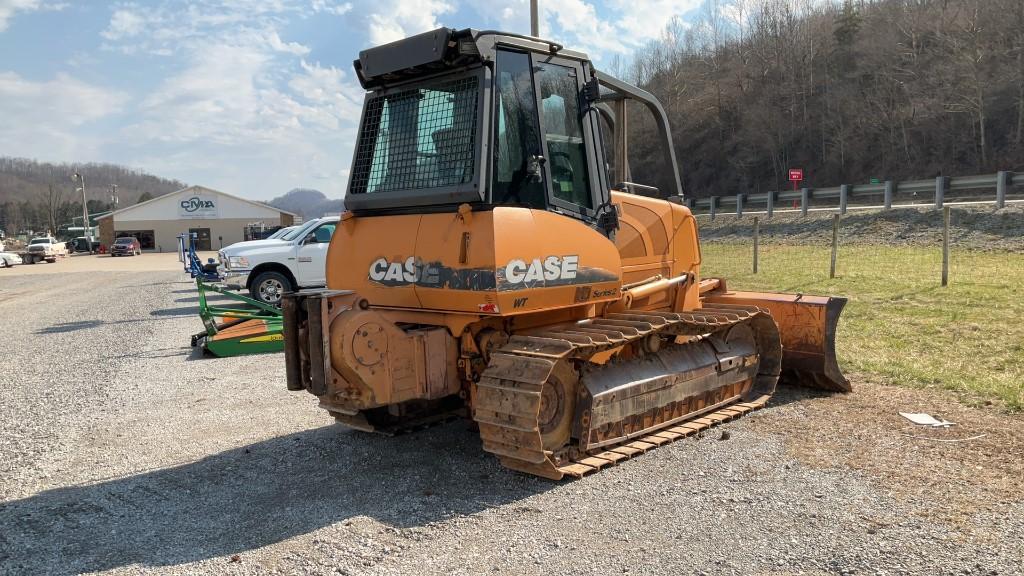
(35, 317), (182, 334)
(0, 424), (551, 574)
(150, 305), (199, 317)
(35, 320), (103, 333)
(174, 294), (239, 304)
(106, 346), (197, 360)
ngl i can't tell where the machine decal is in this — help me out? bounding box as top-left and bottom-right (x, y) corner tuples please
(367, 255), (617, 292)
(369, 256), (497, 290)
(504, 255), (578, 284)
(495, 256), (618, 291)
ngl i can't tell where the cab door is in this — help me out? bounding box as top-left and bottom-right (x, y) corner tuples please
(533, 55), (607, 223)
(295, 221), (337, 286)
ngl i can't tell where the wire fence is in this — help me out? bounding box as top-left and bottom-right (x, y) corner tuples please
(689, 170), (1023, 217)
(696, 204), (1024, 409)
(697, 204), (1023, 289)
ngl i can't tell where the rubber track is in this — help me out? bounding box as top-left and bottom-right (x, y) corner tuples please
(473, 306), (774, 480)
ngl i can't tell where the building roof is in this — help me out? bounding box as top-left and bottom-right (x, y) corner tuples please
(96, 185), (297, 220)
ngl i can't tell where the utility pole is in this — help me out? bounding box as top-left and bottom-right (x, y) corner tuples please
(73, 172), (91, 253)
(530, 0), (539, 36)
(111, 184), (119, 209)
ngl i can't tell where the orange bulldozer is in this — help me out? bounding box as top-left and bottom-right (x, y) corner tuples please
(282, 28), (849, 479)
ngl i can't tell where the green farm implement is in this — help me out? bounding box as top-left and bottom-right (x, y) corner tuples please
(190, 278), (284, 357)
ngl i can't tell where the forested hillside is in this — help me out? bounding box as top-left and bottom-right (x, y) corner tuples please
(0, 157), (185, 235)
(619, 0), (1024, 198)
(266, 188), (343, 220)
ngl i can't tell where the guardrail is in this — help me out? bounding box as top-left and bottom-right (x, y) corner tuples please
(687, 171), (1021, 218)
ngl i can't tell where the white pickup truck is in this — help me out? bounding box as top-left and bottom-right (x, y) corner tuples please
(21, 236), (68, 264)
(218, 216), (339, 305)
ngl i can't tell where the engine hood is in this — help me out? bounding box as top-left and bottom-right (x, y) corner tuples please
(221, 239), (292, 257)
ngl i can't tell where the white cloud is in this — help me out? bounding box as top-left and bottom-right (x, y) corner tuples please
(0, 0), (66, 32)
(462, 0), (705, 61)
(365, 0), (454, 45)
(94, 1), (366, 197)
(608, 0), (703, 44)
(0, 71), (129, 159)
(101, 6), (146, 40)
(266, 29), (311, 55)
(312, 0), (353, 15)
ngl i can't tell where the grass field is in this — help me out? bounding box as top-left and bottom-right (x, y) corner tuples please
(701, 243), (1024, 411)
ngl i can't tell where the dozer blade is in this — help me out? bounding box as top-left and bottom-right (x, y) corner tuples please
(703, 290), (850, 392)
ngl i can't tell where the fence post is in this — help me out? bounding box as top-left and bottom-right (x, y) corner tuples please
(839, 185), (849, 214)
(801, 188), (809, 215)
(942, 206), (950, 287)
(766, 192), (774, 218)
(935, 176), (948, 209)
(884, 180), (894, 210)
(996, 171), (1008, 209)
(830, 214), (839, 279)
(753, 217), (759, 274)
(736, 194), (743, 217)
(709, 196), (717, 220)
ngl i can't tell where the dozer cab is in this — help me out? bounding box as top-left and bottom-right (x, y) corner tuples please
(283, 28), (849, 480)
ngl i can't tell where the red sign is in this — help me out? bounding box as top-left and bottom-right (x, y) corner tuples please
(789, 169), (804, 182)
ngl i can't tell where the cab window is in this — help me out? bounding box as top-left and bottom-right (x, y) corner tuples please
(492, 50), (546, 208)
(535, 62), (593, 210)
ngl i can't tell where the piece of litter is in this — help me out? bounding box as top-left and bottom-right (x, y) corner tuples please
(899, 412), (956, 428)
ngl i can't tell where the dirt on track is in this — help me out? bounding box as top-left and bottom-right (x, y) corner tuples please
(1, 268), (1022, 575)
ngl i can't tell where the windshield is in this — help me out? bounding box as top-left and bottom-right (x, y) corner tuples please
(349, 74), (479, 195)
(267, 227), (293, 239)
(282, 220), (318, 241)
(29, 238), (49, 244)
(114, 238), (134, 244)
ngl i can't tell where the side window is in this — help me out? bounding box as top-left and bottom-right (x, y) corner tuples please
(535, 63), (593, 210)
(492, 50), (546, 208)
(311, 224), (336, 243)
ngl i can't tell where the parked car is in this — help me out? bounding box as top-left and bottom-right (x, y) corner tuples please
(0, 251), (22, 268)
(219, 216), (339, 305)
(110, 236), (142, 256)
(23, 236), (67, 263)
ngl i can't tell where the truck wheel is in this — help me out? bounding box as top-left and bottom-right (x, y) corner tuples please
(250, 271), (292, 306)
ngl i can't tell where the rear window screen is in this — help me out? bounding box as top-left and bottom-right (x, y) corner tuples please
(350, 75), (479, 195)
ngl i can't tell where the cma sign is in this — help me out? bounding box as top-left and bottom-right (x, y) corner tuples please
(178, 196), (218, 218)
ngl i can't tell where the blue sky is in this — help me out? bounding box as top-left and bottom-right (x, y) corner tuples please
(0, 0), (709, 200)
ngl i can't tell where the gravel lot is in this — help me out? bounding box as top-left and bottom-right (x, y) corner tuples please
(1, 259), (1022, 575)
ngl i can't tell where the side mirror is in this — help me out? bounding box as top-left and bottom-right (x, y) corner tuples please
(526, 154), (546, 183)
(302, 234), (317, 245)
(583, 76), (601, 103)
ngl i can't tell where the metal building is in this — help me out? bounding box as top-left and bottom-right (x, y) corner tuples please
(97, 185), (296, 252)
